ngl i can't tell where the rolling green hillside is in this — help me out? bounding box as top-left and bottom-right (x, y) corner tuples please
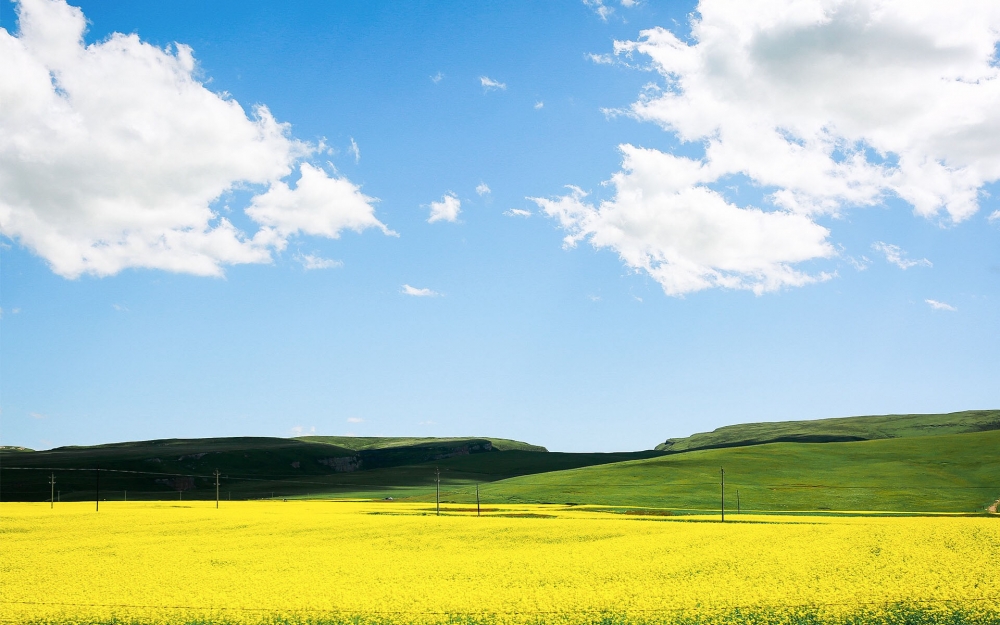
(456, 429), (1000, 513)
(656, 409), (1000, 452)
(0, 435), (659, 502)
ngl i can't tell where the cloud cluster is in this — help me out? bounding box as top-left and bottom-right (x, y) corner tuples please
(871, 242), (931, 270)
(427, 192), (461, 223)
(545, 0), (1000, 295)
(0, 0), (391, 278)
(534, 146), (834, 295)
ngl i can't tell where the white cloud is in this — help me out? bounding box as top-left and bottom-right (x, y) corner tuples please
(583, 0), (613, 21)
(401, 284), (439, 297)
(0, 0), (392, 279)
(846, 255), (870, 271)
(533, 146), (835, 296)
(427, 192), (461, 223)
(504, 208), (532, 218)
(29, 412), (46, 419)
(587, 53), (614, 65)
(476, 182), (491, 196)
(545, 0), (1000, 295)
(431, 71), (444, 84)
(111, 303), (128, 311)
(295, 253), (342, 270)
(346, 417), (364, 424)
(246, 163), (393, 241)
(620, 0), (638, 7)
(926, 299), (957, 311)
(348, 137), (360, 163)
(290, 425), (316, 436)
(534, 101), (544, 109)
(613, 1), (1000, 224)
(871, 242), (932, 269)
(479, 76), (506, 91)
(990, 210), (1000, 223)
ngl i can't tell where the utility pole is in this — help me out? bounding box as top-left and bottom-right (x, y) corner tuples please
(720, 467), (725, 523)
(476, 484), (480, 517)
(49, 473), (55, 509)
(214, 469), (220, 509)
(737, 490), (740, 514)
(435, 468), (440, 516)
(124, 491), (127, 502)
(96, 467), (100, 512)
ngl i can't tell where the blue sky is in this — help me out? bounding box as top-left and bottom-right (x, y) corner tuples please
(2, 0), (998, 452)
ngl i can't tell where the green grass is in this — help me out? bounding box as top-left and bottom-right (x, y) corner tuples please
(6, 411), (999, 512)
(440, 429), (1000, 513)
(656, 409), (1000, 452)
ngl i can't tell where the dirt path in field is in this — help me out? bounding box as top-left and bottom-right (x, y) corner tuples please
(989, 498), (999, 514)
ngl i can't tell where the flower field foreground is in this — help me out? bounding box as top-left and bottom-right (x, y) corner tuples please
(2, 501), (999, 625)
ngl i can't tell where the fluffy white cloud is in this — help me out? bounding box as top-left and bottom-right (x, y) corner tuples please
(0, 0), (391, 278)
(479, 76), (506, 91)
(247, 163), (392, 242)
(401, 284), (439, 297)
(871, 241), (931, 270)
(545, 0), (1000, 295)
(476, 182), (491, 196)
(534, 146), (834, 295)
(618, 0), (1000, 223)
(926, 299), (957, 311)
(427, 192), (461, 223)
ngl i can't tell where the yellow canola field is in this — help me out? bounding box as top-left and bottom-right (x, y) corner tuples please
(2, 501), (999, 624)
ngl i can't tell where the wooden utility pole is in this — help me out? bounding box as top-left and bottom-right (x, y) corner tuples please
(214, 469), (221, 509)
(737, 490), (740, 514)
(49, 473), (55, 509)
(720, 467), (725, 523)
(435, 468), (440, 516)
(95, 467), (100, 512)
(476, 484), (480, 517)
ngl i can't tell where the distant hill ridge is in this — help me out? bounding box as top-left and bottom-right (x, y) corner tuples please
(294, 436), (547, 452)
(656, 409), (1000, 452)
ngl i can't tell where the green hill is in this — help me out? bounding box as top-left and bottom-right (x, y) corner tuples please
(457, 429), (1000, 513)
(294, 436), (547, 452)
(656, 409), (1000, 452)
(0, 435), (659, 502)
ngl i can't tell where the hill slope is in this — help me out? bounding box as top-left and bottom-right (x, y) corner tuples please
(656, 409), (1000, 452)
(294, 436), (546, 452)
(465, 429), (1000, 513)
(0, 435), (659, 502)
